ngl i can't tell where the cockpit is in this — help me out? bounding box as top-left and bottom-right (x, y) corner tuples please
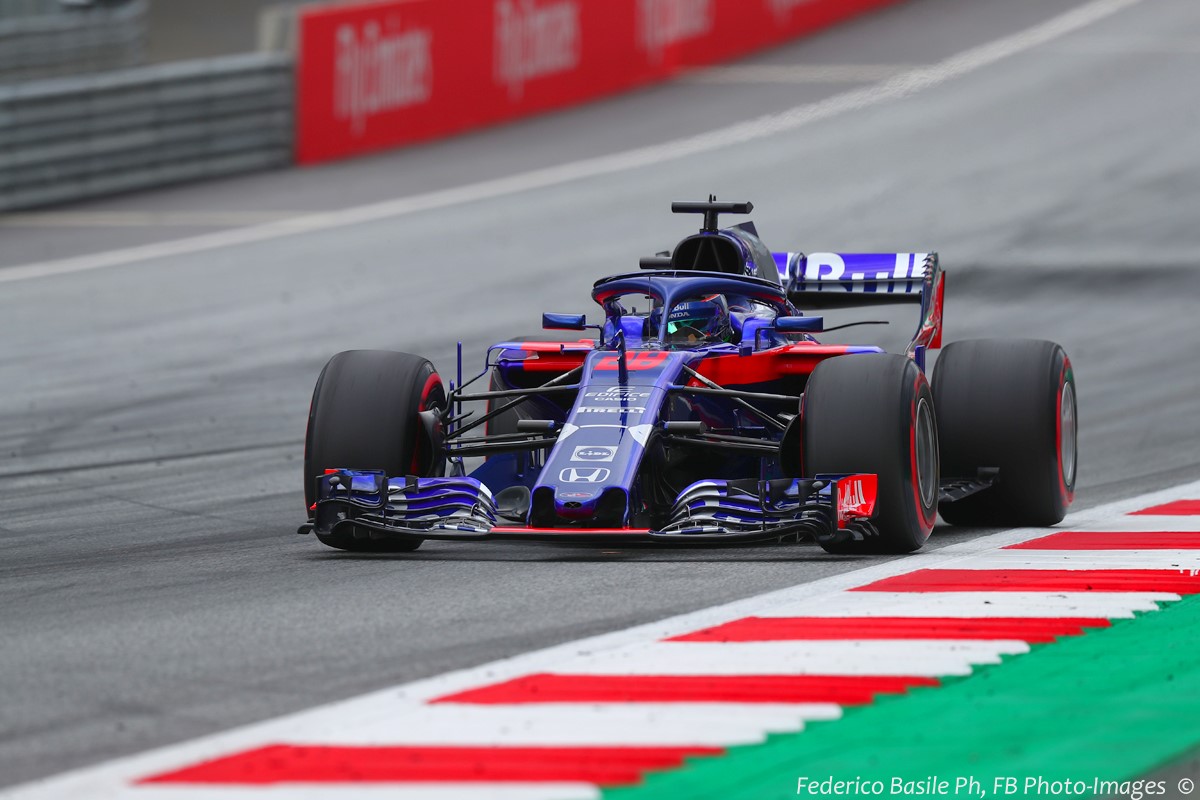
(599, 287), (787, 350)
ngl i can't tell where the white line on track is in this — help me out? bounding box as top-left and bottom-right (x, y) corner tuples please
(949, 551), (1200, 570)
(291, 704), (829, 746)
(0, 0), (1144, 287)
(1064, 516), (1200, 532)
(755, 591), (1178, 619)
(545, 640), (1029, 677)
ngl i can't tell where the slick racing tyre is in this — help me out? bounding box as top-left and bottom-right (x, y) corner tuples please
(485, 334), (564, 444)
(933, 339), (1076, 527)
(304, 350), (447, 552)
(803, 354), (939, 554)
(486, 367), (538, 441)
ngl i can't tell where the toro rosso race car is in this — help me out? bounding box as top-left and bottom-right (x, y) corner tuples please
(299, 199), (1077, 554)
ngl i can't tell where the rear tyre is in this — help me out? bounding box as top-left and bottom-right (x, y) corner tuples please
(486, 368), (538, 440)
(485, 334), (555, 446)
(803, 354), (939, 553)
(304, 350), (446, 552)
(932, 339), (1076, 527)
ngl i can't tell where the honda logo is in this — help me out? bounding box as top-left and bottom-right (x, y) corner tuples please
(559, 467), (610, 483)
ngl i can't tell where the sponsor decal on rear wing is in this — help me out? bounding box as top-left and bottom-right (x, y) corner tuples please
(773, 252), (937, 305)
(773, 252), (945, 358)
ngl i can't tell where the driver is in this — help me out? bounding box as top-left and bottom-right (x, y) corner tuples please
(664, 294), (733, 346)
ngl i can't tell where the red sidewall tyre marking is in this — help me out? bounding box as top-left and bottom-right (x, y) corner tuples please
(910, 373), (937, 536)
(1055, 357), (1075, 507)
(410, 371), (443, 476)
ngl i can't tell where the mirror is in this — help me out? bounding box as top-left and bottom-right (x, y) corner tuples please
(542, 312), (587, 331)
(775, 316), (824, 333)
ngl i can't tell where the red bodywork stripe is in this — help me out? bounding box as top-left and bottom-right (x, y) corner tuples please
(928, 272), (945, 350)
(430, 673), (938, 705)
(666, 616), (1110, 644)
(1131, 500), (1200, 516)
(692, 344), (863, 385)
(503, 355), (590, 372)
(853, 569), (1200, 594)
(504, 341), (595, 350)
(139, 744), (721, 786)
(1006, 532), (1200, 550)
(498, 341), (592, 373)
(502, 342), (863, 377)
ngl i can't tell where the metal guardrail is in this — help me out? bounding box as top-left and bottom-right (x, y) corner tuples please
(0, 52), (293, 211)
(0, 0), (147, 83)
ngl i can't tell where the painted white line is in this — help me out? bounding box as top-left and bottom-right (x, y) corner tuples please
(296, 703), (831, 746)
(948, 551), (1200, 570)
(755, 591), (1176, 618)
(1065, 517), (1200, 532)
(554, 640), (1028, 677)
(0, 0), (1144, 287)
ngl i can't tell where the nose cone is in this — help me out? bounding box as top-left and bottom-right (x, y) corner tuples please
(549, 486), (629, 527)
(554, 488), (600, 519)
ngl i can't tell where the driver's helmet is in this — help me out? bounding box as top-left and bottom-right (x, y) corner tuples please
(665, 294), (732, 346)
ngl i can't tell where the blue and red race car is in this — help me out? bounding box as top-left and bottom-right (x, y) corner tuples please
(299, 199), (1077, 554)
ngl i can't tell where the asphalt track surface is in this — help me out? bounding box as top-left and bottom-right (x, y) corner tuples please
(2, 0), (1199, 789)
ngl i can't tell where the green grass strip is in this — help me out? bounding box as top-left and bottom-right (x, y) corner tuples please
(603, 596), (1200, 800)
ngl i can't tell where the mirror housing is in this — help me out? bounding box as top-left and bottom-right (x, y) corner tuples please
(775, 316), (823, 334)
(542, 312), (587, 331)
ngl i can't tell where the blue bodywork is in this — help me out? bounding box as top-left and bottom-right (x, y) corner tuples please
(310, 202), (944, 547)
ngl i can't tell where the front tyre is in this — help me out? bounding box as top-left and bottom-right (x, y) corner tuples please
(933, 339), (1076, 527)
(304, 350), (446, 552)
(803, 354), (939, 553)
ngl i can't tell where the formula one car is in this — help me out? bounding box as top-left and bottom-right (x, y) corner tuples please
(299, 199), (1077, 554)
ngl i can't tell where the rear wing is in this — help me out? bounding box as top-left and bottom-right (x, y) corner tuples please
(772, 252), (945, 355)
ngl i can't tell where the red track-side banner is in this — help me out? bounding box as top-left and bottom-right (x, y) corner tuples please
(295, 0), (902, 164)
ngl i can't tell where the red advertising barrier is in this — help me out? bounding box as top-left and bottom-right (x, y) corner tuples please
(296, 0), (903, 165)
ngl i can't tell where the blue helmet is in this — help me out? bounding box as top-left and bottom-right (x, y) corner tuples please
(664, 295), (731, 346)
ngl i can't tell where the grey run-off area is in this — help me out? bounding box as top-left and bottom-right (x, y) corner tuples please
(1, 0), (1199, 790)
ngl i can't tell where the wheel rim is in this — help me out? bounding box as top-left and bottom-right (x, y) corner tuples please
(411, 372), (447, 476)
(915, 396), (937, 508)
(1060, 379), (1077, 487)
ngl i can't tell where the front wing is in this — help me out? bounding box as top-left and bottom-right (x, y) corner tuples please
(302, 470), (881, 548)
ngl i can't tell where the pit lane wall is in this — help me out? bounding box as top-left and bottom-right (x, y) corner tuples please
(295, 0), (905, 164)
(0, 0), (900, 212)
(0, 53), (292, 213)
